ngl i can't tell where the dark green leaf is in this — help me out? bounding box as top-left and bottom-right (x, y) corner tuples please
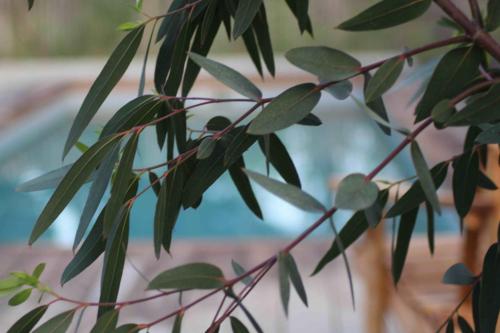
(425, 201), (435, 255)
(365, 57), (404, 102)
(229, 158), (263, 219)
(442, 263), (476, 285)
(297, 113), (322, 126)
(478, 171), (498, 190)
(252, 6), (275, 76)
(416, 47), (482, 122)
(8, 288), (32, 306)
(172, 314), (183, 333)
(284, 253), (308, 307)
(189, 53), (262, 100)
(457, 315), (474, 333)
(278, 252), (291, 316)
(323, 79), (353, 100)
(149, 172), (162, 196)
(285, 0), (313, 34)
(411, 141), (441, 214)
(64, 27), (144, 157)
(453, 151), (480, 217)
(386, 162), (448, 217)
(337, 0), (432, 31)
(431, 99), (455, 127)
(207, 116), (231, 131)
(447, 85), (500, 126)
(148, 263), (225, 290)
(231, 260), (253, 286)
(233, 0), (263, 39)
(17, 164), (91, 193)
(28, 0), (34, 10)
(392, 207), (419, 284)
(241, 29), (263, 77)
(479, 243), (500, 333)
(224, 127), (258, 167)
(90, 309), (119, 333)
(32, 310), (75, 333)
(162, 167), (184, 252)
(7, 305), (48, 333)
(197, 137), (217, 160)
(446, 319), (454, 333)
(138, 20), (155, 96)
(363, 73), (391, 135)
(335, 173), (379, 211)
(230, 317), (250, 333)
(486, 0), (500, 31)
(113, 324), (140, 333)
(476, 123), (500, 144)
(247, 83), (321, 135)
(244, 169), (324, 212)
(30, 135), (121, 244)
(286, 47), (361, 81)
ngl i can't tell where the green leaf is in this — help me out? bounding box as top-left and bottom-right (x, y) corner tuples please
(244, 169), (324, 212)
(17, 164), (92, 192)
(337, 0), (432, 31)
(479, 244), (500, 333)
(284, 253), (308, 307)
(457, 315), (474, 333)
(286, 47), (361, 81)
(229, 158), (263, 219)
(392, 207), (419, 284)
(233, 0), (263, 39)
(362, 73), (391, 135)
(386, 162), (448, 217)
(223, 127), (258, 167)
(8, 288), (32, 306)
(113, 324), (140, 333)
(103, 134), (139, 235)
(148, 172), (162, 196)
(189, 53), (262, 100)
(32, 263), (46, 279)
(90, 309), (119, 333)
(148, 263), (225, 290)
(63, 27), (144, 157)
(172, 314), (183, 333)
(297, 113), (322, 126)
(0, 276), (23, 294)
(207, 116), (231, 131)
(410, 141), (441, 214)
(447, 85), (500, 126)
(197, 137), (217, 160)
(478, 171), (498, 190)
(247, 83), (321, 135)
(285, 0), (313, 35)
(335, 173), (378, 211)
(431, 99), (455, 126)
(61, 210), (106, 285)
(365, 57), (404, 102)
(231, 260), (253, 286)
(442, 263), (476, 285)
(453, 151), (480, 217)
(28, 0), (34, 10)
(415, 47), (482, 122)
(7, 305), (48, 333)
(117, 21), (143, 31)
(230, 317), (250, 333)
(30, 135), (121, 244)
(32, 310), (75, 333)
(425, 201), (435, 255)
(446, 319), (454, 333)
(476, 123), (500, 144)
(486, 0), (500, 31)
(323, 79), (353, 100)
(258, 134), (301, 188)
(278, 252), (291, 316)
(252, 6), (275, 76)
(162, 167), (184, 252)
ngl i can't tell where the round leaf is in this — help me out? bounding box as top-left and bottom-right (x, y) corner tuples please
(335, 173), (378, 210)
(442, 263), (475, 285)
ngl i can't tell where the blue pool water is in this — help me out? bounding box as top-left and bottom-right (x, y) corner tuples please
(0, 96), (460, 245)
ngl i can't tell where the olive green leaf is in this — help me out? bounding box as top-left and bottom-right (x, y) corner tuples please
(63, 27), (144, 157)
(337, 0), (432, 31)
(410, 141), (441, 214)
(30, 135), (121, 245)
(243, 169), (325, 212)
(425, 201), (435, 255)
(90, 309), (119, 333)
(172, 313), (183, 333)
(335, 173), (378, 211)
(148, 263), (225, 290)
(230, 316), (250, 333)
(113, 324), (140, 333)
(189, 53), (262, 100)
(247, 83), (321, 135)
(117, 21), (143, 31)
(231, 260), (253, 286)
(7, 305), (48, 333)
(32, 263), (46, 279)
(365, 57), (405, 102)
(286, 47), (361, 81)
(197, 137), (217, 159)
(442, 263), (475, 285)
(252, 6), (275, 76)
(285, 0), (313, 35)
(233, 0), (263, 39)
(486, 0), (500, 31)
(32, 309), (75, 333)
(8, 288), (32, 306)
(392, 207), (418, 284)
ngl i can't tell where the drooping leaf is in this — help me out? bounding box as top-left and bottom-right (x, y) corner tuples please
(425, 201), (435, 255)
(244, 169), (324, 212)
(284, 253), (308, 306)
(386, 162), (448, 217)
(410, 141), (441, 214)
(16, 164), (92, 193)
(335, 173), (379, 211)
(197, 137), (217, 160)
(415, 47), (482, 122)
(223, 127), (258, 167)
(148, 263), (225, 290)
(457, 315), (475, 333)
(486, 0), (500, 31)
(231, 260), (253, 286)
(442, 263), (476, 285)
(148, 172), (162, 197)
(278, 252), (291, 316)
(189, 53), (262, 100)
(252, 5), (275, 76)
(365, 57), (405, 102)
(446, 319), (455, 333)
(247, 83), (321, 135)
(162, 167), (184, 253)
(172, 313), (183, 333)
(448, 85), (500, 126)
(30, 135), (121, 245)
(28, 0), (34, 10)
(8, 288), (32, 306)
(90, 309), (119, 333)
(392, 207), (419, 284)
(63, 27), (144, 157)
(229, 158), (263, 219)
(138, 20), (156, 96)
(478, 171), (498, 190)
(453, 151), (480, 217)
(258, 134), (301, 188)
(479, 243), (500, 333)
(337, 0), (432, 31)
(230, 316), (250, 333)
(363, 73), (391, 135)
(285, 0), (313, 34)
(233, 0), (263, 39)
(7, 305), (48, 333)
(32, 310), (75, 333)
(286, 47), (361, 81)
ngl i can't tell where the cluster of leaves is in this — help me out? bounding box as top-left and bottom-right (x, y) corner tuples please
(11, 0), (500, 332)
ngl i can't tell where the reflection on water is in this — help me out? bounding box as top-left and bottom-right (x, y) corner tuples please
(0, 98), (460, 245)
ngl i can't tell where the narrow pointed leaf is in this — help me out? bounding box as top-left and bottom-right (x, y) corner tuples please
(278, 252), (291, 316)
(230, 316), (250, 333)
(446, 320), (455, 333)
(365, 57), (404, 102)
(16, 164), (89, 192)
(362, 73), (391, 135)
(90, 309), (119, 333)
(453, 152), (479, 217)
(8, 288), (32, 306)
(28, 0), (34, 10)
(392, 207), (419, 284)
(32, 310), (75, 333)
(113, 324), (140, 333)
(148, 263), (225, 290)
(233, 0), (263, 39)
(411, 141), (441, 214)
(148, 172), (162, 196)
(252, 6), (275, 76)
(447, 85), (500, 126)
(486, 0), (500, 31)
(32, 263), (45, 279)
(231, 260), (253, 286)
(425, 201), (435, 255)
(478, 171), (498, 190)
(479, 244), (500, 332)
(335, 173), (378, 211)
(162, 167), (184, 252)
(7, 305), (48, 333)
(244, 169), (325, 212)
(286, 47), (361, 81)
(64, 27), (144, 157)
(172, 314), (183, 333)
(457, 316), (474, 333)
(247, 83), (321, 135)
(229, 158), (263, 219)
(337, 0), (432, 31)
(285, 253), (308, 306)
(197, 137), (217, 160)
(442, 263), (475, 285)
